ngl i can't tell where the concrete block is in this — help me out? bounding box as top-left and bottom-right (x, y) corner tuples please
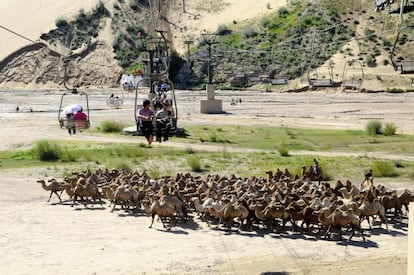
(200, 99), (223, 114)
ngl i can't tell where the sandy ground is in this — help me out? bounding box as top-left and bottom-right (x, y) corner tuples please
(0, 88), (413, 275)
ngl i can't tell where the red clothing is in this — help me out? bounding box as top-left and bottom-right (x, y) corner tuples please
(75, 112), (87, 120)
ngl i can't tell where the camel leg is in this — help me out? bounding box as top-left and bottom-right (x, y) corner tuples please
(54, 191), (63, 203)
(325, 225), (332, 239)
(360, 228), (366, 242)
(348, 227), (355, 242)
(227, 218), (233, 232)
(169, 216), (176, 230)
(149, 214), (156, 228)
(381, 215), (389, 230)
(111, 201), (117, 212)
(47, 191), (53, 202)
(71, 195), (77, 207)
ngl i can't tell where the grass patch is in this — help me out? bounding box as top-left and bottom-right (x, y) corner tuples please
(372, 160), (399, 177)
(187, 155), (203, 172)
(97, 120), (127, 133)
(366, 120), (382, 135)
(34, 140), (62, 161)
(1, 125), (414, 182)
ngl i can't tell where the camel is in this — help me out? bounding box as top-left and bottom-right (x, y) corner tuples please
(142, 198), (176, 230)
(379, 192), (402, 219)
(358, 198), (388, 230)
(111, 185), (140, 212)
(250, 203), (273, 231)
(316, 207), (365, 242)
(38, 179), (67, 203)
(223, 201), (249, 232)
(70, 178), (103, 207)
(397, 189), (414, 214)
(300, 165), (327, 184)
(301, 205), (322, 234)
(263, 202), (289, 231)
(285, 200), (306, 231)
(160, 193), (188, 221)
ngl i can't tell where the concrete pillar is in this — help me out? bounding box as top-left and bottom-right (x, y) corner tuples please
(200, 84), (223, 114)
(408, 202), (414, 275)
(206, 84), (215, 100)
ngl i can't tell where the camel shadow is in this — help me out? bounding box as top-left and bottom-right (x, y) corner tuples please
(153, 227), (189, 235)
(177, 218), (201, 230)
(117, 208), (147, 217)
(260, 272), (290, 275)
(336, 239), (378, 248)
(368, 227), (406, 237)
(73, 205), (106, 211)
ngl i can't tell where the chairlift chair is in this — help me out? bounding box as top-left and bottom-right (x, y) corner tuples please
(59, 58), (90, 131)
(134, 78), (179, 137)
(391, 25), (414, 74)
(342, 60), (365, 89)
(307, 65), (334, 88)
(58, 89), (90, 131)
(106, 93), (124, 109)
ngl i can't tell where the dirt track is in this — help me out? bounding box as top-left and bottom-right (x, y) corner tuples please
(0, 88), (413, 274)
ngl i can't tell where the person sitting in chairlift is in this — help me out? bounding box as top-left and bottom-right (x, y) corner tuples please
(155, 100), (172, 142)
(75, 108), (87, 120)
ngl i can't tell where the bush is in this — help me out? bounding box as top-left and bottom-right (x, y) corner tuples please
(187, 156), (202, 172)
(373, 161), (399, 177)
(216, 24), (232, 35)
(34, 140), (61, 161)
(278, 146), (289, 157)
(99, 120), (125, 133)
(382, 123), (397, 136)
(366, 120), (382, 135)
(243, 27), (258, 38)
(55, 18), (68, 28)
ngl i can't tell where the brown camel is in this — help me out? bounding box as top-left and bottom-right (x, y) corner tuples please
(38, 179), (67, 203)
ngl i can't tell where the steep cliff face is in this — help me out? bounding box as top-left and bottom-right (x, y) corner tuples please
(0, 41), (122, 89)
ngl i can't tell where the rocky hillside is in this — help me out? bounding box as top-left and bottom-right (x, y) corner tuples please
(0, 0), (413, 90)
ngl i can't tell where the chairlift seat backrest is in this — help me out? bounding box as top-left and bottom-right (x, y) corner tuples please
(309, 78), (333, 87)
(270, 78), (289, 85)
(248, 77), (261, 82)
(399, 61), (414, 73)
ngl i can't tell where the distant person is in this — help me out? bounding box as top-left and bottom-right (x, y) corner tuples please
(137, 99), (154, 144)
(364, 169), (373, 183)
(63, 104), (82, 135)
(66, 111), (76, 135)
(16, 105), (19, 112)
(312, 158), (319, 175)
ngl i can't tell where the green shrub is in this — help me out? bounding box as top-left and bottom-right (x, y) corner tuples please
(55, 18), (68, 28)
(216, 24), (232, 35)
(366, 120), (382, 135)
(187, 156), (202, 172)
(373, 161), (398, 177)
(34, 140), (61, 161)
(382, 123), (397, 136)
(99, 120), (125, 133)
(110, 161), (133, 172)
(243, 27), (258, 38)
(278, 146), (289, 157)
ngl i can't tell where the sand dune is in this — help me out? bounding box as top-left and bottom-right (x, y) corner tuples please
(0, 0), (102, 60)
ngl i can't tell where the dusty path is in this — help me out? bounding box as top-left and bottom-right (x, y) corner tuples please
(0, 88), (413, 275)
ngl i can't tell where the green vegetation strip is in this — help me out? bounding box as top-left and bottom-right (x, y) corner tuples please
(1, 125), (413, 181)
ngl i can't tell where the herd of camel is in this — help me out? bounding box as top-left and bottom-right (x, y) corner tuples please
(38, 166), (414, 241)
